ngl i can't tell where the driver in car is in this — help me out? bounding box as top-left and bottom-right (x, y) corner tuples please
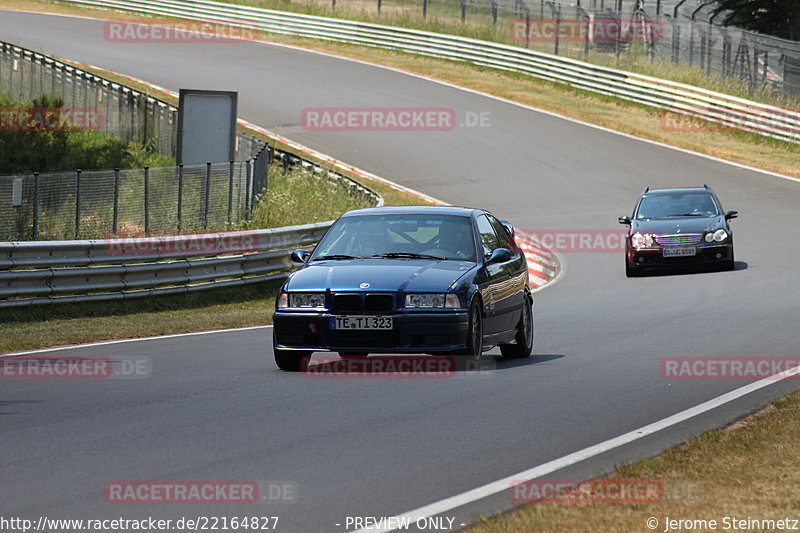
(433, 219), (472, 259)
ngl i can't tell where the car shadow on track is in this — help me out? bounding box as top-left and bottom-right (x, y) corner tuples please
(488, 353), (565, 371)
(634, 261), (748, 277)
(0, 400), (42, 415)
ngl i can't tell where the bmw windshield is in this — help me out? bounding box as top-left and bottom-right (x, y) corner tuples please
(311, 214), (477, 262)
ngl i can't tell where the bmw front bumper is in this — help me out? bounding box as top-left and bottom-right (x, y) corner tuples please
(273, 310), (470, 353)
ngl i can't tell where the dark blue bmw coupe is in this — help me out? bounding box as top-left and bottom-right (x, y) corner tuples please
(272, 206), (534, 371)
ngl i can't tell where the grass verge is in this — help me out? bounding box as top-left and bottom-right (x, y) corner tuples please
(0, 280), (281, 353)
(247, 163), (376, 228)
(466, 391), (800, 532)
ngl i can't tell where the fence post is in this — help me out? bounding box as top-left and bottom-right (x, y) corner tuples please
(228, 160), (234, 225)
(554, 5), (561, 55)
(423, 0), (428, 18)
(245, 159), (252, 220)
(377, 0), (381, 15)
(144, 166), (150, 233)
(204, 162), (211, 230)
(113, 168), (120, 234)
(74, 169), (82, 239)
(142, 97), (149, 145)
(526, 12), (531, 49)
(177, 164), (184, 231)
(461, 0), (466, 22)
(32, 172), (39, 240)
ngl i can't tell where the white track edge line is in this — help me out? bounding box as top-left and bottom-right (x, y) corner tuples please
(352, 364), (800, 532)
(0, 325), (273, 357)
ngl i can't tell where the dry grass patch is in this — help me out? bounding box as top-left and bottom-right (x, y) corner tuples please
(466, 393), (800, 532)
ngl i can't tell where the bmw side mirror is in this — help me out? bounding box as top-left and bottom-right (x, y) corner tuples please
(486, 248), (512, 264)
(500, 220), (515, 239)
(725, 210), (738, 220)
(290, 249), (309, 263)
(618, 216), (631, 225)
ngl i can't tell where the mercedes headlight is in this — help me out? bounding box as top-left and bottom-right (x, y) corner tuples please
(712, 229), (728, 242)
(631, 232), (655, 249)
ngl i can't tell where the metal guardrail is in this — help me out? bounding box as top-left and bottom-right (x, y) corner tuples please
(63, 0), (800, 143)
(0, 222), (330, 307)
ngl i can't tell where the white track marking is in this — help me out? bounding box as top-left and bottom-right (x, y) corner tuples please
(0, 325), (272, 357)
(352, 364), (800, 532)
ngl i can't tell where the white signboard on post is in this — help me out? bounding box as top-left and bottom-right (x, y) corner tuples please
(177, 89), (238, 166)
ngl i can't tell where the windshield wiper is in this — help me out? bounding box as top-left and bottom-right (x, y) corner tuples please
(666, 213), (708, 217)
(370, 252), (446, 260)
(312, 254), (362, 261)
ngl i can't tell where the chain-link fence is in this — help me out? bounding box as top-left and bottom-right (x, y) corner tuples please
(0, 146), (271, 240)
(326, 0), (800, 97)
(0, 39), (276, 240)
(0, 40), (272, 159)
(0, 41), (180, 156)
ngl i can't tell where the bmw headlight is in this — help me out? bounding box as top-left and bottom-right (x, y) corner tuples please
(288, 292), (326, 308)
(631, 232), (655, 249)
(405, 293), (460, 309)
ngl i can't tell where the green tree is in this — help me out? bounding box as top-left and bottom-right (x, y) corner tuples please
(712, 0), (800, 40)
